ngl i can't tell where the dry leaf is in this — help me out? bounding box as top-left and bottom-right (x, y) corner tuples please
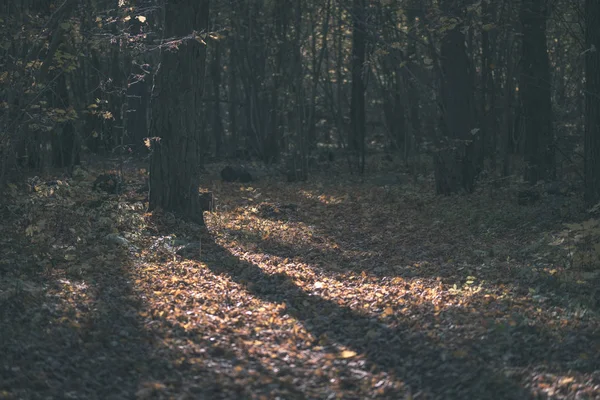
(340, 350), (357, 359)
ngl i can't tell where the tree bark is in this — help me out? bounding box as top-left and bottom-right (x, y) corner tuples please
(435, 23), (475, 194)
(405, 1), (422, 160)
(149, 0), (210, 225)
(227, 37), (239, 157)
(125, 64), (150, 153)
(520, 0), (555, 184)
(209, 34), (224, 157)
(349, 0), (367, 173)
(585, 0), (600, 205)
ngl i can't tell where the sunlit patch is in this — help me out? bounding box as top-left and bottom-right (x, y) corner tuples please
(525, 372), (590, 398)
(3, 162), (600, 398)
(298, 189), (347, 205)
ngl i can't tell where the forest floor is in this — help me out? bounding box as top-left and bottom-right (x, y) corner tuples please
(1, 157), (600, 400)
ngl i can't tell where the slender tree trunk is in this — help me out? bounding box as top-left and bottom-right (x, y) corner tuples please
(481, 0), (492, 172)
(502, 32), (517, 177)
(405, 1), (422, 161)
(585, 0), (600, 204)
(149, 0), (210, 224)
(349, 0), (366, 173)
(334, 3), (347, 151)
(264, 0), (288, 164)
(228, 46), (239, 157)
(210, 35), (224, 157)
(306, 0), (331, 151)
(125, 64), (150, 153)
(52, 73), (80, 169)
(520, 0), (555, 184)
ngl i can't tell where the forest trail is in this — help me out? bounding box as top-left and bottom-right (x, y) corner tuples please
(1, 164), (599, 399)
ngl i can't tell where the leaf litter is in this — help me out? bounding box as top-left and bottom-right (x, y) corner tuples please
(0, 166), (599, 399)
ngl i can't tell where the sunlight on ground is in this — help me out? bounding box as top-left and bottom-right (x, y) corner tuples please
(1, 170), (599, 398)
(298, 189), (347, 205)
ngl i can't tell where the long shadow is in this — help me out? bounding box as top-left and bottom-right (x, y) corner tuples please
(213, 183), (600, 373)
(218, 201), (583, 318)
(0, 245), (164, 398)
(3, 186), (593, 400)
(223, 182), (487, 278)
(0, 195), (298, 399)
(222, 221), (600, 377)
(197, 233), (534, 399)
(234, 181), (598, 311)
(231, 185), (600, 377)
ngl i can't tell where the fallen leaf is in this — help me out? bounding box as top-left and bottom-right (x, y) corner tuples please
(340, 350), (357, 359)
(452, 349), (468, 358)
(559, 377), (575, 386)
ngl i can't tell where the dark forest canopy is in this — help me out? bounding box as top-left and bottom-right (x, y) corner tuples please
(0, 0), (598, 203)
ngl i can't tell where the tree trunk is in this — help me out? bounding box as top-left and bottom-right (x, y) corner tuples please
(227, 41), (239, 157)
(149, 0), (210, 225)
(349, 0), (366, 173)
(520, 0), (555, 184)
(481, 0), (493, 172)
(51, 73), (80, 169)
(306, 0), (331, 151)
(435, 24), (475, 194)
(125, 64), (150, 153)
(210, 35), (224, 157)
(585, 0), (600, 205)
(502, 32), (517, 177)
(405, 1), (422, 161)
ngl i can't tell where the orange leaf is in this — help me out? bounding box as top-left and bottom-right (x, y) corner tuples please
(382, 307), (394, 316)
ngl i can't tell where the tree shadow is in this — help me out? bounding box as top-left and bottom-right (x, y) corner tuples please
(4, 175), (595, 399)
(209, 180), (600, 395)
(230, 180), (597, 312)
(0, 249), (163, 398)
(195, 233), (536, 399)
(0, 240), (309, 399)
(0, 200), (304, 399)
(216, 200), (586, 318)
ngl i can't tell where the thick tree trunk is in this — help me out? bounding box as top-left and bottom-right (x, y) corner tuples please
(435, 26), (475, 194)
(520, 0), (555, 184)
(149, 0), (210, 225)
(585, 0), (600, 205)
